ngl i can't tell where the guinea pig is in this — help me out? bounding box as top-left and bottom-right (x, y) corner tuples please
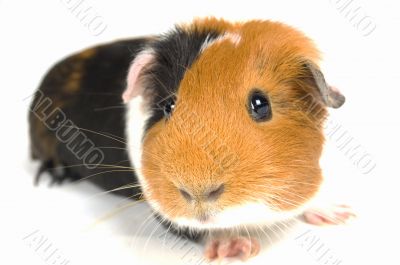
(29, 17), (350, 261)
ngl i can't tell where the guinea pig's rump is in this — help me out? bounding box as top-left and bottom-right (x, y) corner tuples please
(28, 39), (150, 198)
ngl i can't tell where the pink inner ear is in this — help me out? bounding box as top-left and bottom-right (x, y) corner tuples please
(329, 85), (341, 93)
(122, 52), (153, 103)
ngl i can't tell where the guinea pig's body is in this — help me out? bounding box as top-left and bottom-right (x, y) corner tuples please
(29, 38), (147, 198)
(29, 18), (348, 260)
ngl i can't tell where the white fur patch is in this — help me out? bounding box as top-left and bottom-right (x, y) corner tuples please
(126, 95), (164, 214)
(200, 32), (242, 52)
(174, 201), (306, 230)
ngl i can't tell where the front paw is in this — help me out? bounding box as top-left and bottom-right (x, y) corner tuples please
(303, 204), (356, 225)
(204, 236), (260, 262)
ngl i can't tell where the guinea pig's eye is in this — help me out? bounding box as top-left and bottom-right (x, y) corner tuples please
(163, 98), (175, 118)
(248, 90), (272, 122)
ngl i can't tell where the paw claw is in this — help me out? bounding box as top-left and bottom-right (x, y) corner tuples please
(303, 204), (356, 226)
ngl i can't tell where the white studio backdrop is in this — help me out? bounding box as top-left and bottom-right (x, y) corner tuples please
(0, 0), (399, 265)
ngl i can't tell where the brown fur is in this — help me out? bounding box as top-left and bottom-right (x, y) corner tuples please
(29, 48), (97, 161)
(141, 19), (327, 221)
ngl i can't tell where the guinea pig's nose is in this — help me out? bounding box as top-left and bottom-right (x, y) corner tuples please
(179, 189), (193, 202)
(179, 184), (225, 202)
(206, 184), (225, 201)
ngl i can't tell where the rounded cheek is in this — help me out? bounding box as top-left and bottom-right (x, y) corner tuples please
(151, 185), (187, 218)
(261, 167), (322, 212)
(258, 131), (324, 210)
(270, 183), (320, 211)
(235, 144), (323, 212)
(141, 142), (188, 219)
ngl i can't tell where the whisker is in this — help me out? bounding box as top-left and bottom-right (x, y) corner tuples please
(243, 224), (252, 249)
(266, 179), (320, 187)
(257, 224), (275, 246)
(42, 163), (135, 171)
(130, 209), (156, 250)
(58, 124), (127, 144)
(143, 216), (165, 255)
(86, 198), (145, 230)
(75, 169), (135, 183)
(253, 184), (314, 203)
(145, 71), (175, 99)
(266, 194), (303, 209)
(88, 183), (142, 199)
(162, 220), (173, 251)
(93, 105), (126, 112)
(76, 92), (123, 96)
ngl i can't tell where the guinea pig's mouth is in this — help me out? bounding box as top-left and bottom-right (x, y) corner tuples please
(167, 201), (302, 230)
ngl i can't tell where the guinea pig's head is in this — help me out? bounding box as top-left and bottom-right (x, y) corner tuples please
(123, 18), (345, 230)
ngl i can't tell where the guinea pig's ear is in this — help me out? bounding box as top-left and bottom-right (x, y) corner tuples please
(122, 51), (154, 103)
(303, 61), (345, 108)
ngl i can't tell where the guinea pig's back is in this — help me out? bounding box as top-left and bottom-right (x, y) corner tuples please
(29, 38), (149, 198)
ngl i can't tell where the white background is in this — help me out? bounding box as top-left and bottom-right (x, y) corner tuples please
(0, 0), (399, 264)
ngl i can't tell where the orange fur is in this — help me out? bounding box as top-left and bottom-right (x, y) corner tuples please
(141, 19), (327, 222)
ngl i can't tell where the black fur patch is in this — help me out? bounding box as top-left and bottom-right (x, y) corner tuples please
(143, 27), (223, 132)
(153, 213), (207, 242)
